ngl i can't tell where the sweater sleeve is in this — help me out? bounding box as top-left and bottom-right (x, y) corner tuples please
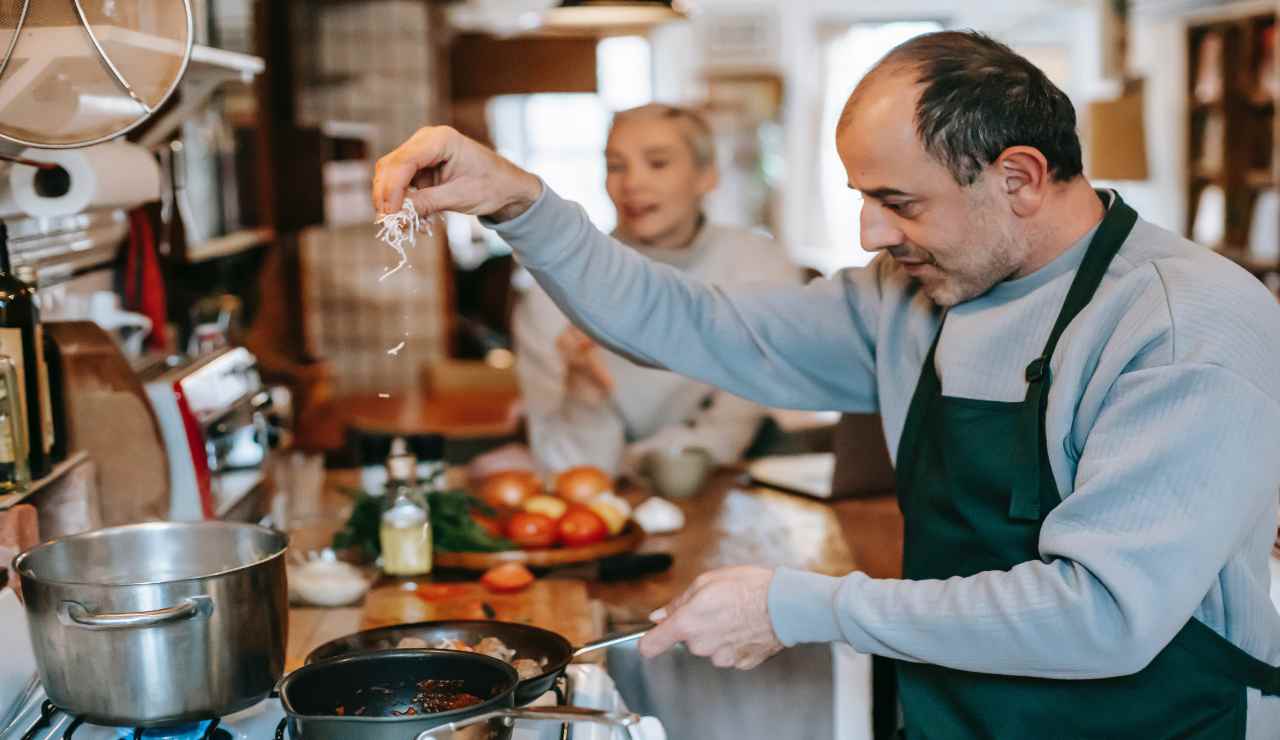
(769, 361), (1280, 678)
(486, 183), (883, 413)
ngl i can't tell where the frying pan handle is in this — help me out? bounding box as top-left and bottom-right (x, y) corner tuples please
(571, 626), (649, 660)
(414, 706), (641, 740)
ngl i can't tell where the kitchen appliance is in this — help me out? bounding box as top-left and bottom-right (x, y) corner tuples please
(142, 347), (281, 521)
(305, 620), (649, 707)
(12, 522), (288, 729)
(276, 650), (639, 740)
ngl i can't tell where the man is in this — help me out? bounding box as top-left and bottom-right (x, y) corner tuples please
(375, 32), (1280, 738)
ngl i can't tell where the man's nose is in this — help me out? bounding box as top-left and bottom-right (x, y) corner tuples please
(859, 201), (905, 253)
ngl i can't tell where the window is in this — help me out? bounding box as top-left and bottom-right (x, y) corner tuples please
(487, 36), (652, 235)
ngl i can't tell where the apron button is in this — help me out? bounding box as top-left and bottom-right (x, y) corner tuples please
(1025, 357), (1048, 383)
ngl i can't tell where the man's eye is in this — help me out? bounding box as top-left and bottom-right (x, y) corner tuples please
(607, 164), (624, 174)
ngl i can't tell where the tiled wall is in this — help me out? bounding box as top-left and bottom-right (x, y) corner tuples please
(291, 1), (450, 395)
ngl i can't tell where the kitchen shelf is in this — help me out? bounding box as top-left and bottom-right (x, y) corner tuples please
(0, 451), (92, 512)
(1245, 169), (1276, 188)
(189, 44), (265, 84)
(183, 227), (275, 263)
(137, 44), (266, 148)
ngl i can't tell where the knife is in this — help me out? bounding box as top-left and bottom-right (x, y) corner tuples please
(557, 553), (673, 582)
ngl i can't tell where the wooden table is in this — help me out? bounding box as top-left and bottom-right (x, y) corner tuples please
(282, 468), (875, 668)
(341, 389), (523, 439)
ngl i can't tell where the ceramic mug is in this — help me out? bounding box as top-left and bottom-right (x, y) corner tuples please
(641, 447), (714, 499)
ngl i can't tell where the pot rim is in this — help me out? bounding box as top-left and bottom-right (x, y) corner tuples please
(12, 521), (289, 587)
(279, 649), (519, 725)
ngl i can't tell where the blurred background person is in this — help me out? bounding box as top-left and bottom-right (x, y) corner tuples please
(508, 103), (800, 479)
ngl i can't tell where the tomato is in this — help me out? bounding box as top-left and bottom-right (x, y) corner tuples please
(481, 562), (535, 593)
(414, 583), (470, 602)
(505, 512), (558, 548)
(557, 507), (608, 547)
(472, 513), (504, 539)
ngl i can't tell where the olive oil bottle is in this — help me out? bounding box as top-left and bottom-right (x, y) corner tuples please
(0, 223), (53, 478)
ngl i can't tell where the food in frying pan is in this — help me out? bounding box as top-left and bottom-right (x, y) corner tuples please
(336, 678), (485, 717)
(396, 635), (549, 679)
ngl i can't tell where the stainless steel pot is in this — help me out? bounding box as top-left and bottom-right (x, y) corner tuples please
(13, 521), (288, 726)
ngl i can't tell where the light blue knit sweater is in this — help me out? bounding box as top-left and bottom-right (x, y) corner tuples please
(488, 185), (1280, 735)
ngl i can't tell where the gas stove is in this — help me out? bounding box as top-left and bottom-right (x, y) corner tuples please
(2, 666), (660, 740)
(3, 692), (285, 740)
(1, 585), (660, 740)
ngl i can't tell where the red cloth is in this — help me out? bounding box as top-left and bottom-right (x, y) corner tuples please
(124, 209), (168, 351)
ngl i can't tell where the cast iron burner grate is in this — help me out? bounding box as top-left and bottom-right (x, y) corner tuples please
(19, 702), (229, 740)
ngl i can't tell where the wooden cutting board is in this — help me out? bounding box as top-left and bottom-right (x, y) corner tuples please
(361, 578), (602, 648)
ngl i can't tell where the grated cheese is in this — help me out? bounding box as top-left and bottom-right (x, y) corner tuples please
(375, 197), (432, 281)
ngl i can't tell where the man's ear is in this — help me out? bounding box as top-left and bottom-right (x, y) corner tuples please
(993, 146), (1050, 217)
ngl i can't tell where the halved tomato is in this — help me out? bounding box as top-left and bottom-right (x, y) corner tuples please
(481, 562), (535, 593)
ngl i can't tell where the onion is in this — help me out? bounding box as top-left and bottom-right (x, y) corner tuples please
(554, 466), (613, 504)
(477, 470), (541, 510)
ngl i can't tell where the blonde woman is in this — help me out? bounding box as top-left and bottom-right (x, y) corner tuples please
(512, 103), (799, 478)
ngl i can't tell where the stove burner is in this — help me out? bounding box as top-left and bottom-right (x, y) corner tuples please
(18, 704), (228, 740)
(118, 718), (225, 740)
(20, 701), (58, 740)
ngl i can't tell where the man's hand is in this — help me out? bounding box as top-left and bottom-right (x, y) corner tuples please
(639, 566), (783, 670)
(373, 126), (543, 221)
(556, 327), (614, 399)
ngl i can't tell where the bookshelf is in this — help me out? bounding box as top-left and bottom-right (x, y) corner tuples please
(1185, 9), (1280, 286)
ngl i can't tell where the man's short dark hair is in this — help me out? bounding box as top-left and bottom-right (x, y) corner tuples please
(842, 30), (1084, 186)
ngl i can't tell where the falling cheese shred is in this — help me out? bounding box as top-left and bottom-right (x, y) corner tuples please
(375, 198), (431, 281)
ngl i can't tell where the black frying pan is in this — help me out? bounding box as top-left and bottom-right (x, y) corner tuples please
(277, 649), (639, 740)
(305, 620), (648, 706)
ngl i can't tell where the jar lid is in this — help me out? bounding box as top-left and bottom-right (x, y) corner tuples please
(387, 454), (417, 482)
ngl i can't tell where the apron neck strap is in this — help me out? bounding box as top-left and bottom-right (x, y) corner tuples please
(1033, 190), (1138, 372)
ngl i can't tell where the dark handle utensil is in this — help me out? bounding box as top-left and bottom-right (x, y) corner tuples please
(597, 553), (673, 582)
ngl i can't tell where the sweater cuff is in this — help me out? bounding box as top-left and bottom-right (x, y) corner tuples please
(480, 179), (576, 270)
(768, 567), (844, 646)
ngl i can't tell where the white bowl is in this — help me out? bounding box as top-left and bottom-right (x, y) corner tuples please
(288, 559), (371, 607)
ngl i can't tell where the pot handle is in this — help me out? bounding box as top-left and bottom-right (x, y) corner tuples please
(414, 706), (641, 740)
(60, 595), (211, 630)
(571, 626), (649, 660)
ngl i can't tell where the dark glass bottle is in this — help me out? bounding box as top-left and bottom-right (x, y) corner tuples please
(0, 223), (51, 478)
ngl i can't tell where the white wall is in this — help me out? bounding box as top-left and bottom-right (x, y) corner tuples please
(1107, 12), (1188, 233)
(650, 0), (1105, 265)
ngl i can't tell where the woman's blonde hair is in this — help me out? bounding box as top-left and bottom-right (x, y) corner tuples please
(609, 103), (716, 169)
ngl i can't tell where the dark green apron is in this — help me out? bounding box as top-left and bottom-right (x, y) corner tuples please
(893, 192), (1280, 739)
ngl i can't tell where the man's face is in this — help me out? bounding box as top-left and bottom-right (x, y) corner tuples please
(837, 75), (1027, 307)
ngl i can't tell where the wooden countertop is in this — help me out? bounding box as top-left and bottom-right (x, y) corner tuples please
(591, 471), (859, 625)
(282, 468), (900, 667)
